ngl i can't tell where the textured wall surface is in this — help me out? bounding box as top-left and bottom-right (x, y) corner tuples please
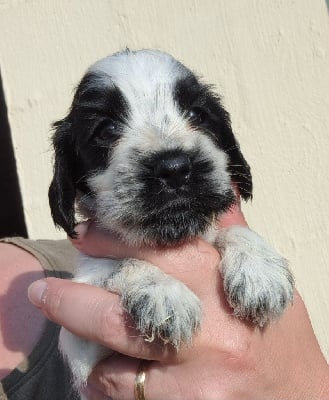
(0, 0), (328, 359)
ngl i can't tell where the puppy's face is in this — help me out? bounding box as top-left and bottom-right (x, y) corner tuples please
(49, 50), (252, 245)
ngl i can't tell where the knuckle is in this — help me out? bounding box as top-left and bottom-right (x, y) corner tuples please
(89, 363), (114, 398)
(222, 336), (257, 372)
(90, 356), (136, 400)
(96, 363), (116, 397)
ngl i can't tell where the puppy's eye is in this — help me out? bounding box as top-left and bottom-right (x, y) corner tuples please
(92, 120), (120, 143)
(188, 107), (208, 125)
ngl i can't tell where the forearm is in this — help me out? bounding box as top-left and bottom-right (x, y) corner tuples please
(0, 243), (46, 379)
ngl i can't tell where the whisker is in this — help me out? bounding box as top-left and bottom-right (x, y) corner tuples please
(224, 145), (240, 153)
(231, 172), (251, 179)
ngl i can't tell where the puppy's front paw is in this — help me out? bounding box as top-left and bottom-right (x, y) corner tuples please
(218, 226), (294, 326)
(126, 280), (201, 348)
(224, 261), (294, 327)
(113, 260), (202, 349)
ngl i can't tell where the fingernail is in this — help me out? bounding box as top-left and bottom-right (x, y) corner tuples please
(28, 280), (48, 307)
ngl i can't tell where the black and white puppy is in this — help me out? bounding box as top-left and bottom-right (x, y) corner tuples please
(49, 49), (294, 394)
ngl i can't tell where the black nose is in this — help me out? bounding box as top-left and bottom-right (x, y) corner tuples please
(154, 153), (192, 188)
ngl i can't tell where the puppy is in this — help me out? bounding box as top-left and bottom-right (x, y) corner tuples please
(49, 49), (294, 395)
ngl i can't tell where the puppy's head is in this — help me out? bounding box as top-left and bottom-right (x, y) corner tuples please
(49, 49), (252, 245)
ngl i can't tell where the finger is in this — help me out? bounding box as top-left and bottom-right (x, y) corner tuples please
(70, 221), (160, 262)
(27, 237), (223, 359)
(70, 221), (139, 259)
(70, 221), (221, 293)
(218, 184), (248, 228)
(27, 278), (176, 361)
(71, 200), (247, 261)
(88, 354), (141, 400)
(89, 355), (183, 400)
(88, 353), (215, 400)
(218, 201), (248, 228)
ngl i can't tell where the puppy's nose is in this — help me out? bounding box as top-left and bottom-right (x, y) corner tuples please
(154, 154), (192, 188)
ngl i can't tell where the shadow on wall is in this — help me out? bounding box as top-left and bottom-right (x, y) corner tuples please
(0, 68), (27, 238)
(326, 0), (329, 12)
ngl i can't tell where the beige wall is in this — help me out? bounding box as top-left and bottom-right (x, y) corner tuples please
(1, 0), (329, 360)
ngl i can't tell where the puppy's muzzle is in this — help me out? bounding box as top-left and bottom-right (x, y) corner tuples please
(154, 152), (192, 189)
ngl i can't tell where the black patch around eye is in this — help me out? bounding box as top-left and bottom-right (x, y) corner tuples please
(174, 75), (224, 131)
(56, 71), (131, 193)
(174, 74), (205, 111)
(69, 72), (130, 146)
(90, 119), (122, 145)
(188, 106), (208, 126)
(73, 72), (130, 120)
(173, 74), (253, 202)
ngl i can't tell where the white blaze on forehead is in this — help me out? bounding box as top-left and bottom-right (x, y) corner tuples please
(89, 49), (189, 91)
(88, 49), (191, 139)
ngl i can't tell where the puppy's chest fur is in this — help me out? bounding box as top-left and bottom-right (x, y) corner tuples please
(49, 49), (294, 396)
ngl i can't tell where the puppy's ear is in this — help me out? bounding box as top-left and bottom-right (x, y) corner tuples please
(48, 118), (77, 238)
(213, 103), (253, 201)
(227, 144), (253, 201)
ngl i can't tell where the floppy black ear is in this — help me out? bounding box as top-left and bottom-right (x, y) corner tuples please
(48, 118), (77, 238)
(198, 83), (253, 202)
(211, 102), (253, 201)
(227, 144), (253, 201)
(212, 99), (252, 201)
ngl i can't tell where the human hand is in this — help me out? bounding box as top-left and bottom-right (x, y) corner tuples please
(28, 201), (329, 399)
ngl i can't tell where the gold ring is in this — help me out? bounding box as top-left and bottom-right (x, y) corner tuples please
(134, 360), (148, 400)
